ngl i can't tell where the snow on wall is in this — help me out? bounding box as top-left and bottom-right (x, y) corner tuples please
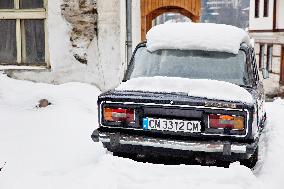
(8, 0), (124, 92)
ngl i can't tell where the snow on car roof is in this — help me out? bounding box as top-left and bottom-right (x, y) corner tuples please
(116, 77), (254, 104)
(146, 23), (251, 54)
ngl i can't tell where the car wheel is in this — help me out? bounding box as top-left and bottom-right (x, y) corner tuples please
(240, 147), (258, 169)
(102, 142), (138, 158)
(241, 124), (269, 170)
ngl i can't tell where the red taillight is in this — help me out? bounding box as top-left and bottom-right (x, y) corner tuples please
(103, 107), (135, 122)
(209, 114), (244, 130)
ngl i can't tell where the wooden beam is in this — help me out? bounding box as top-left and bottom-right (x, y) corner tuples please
(16, 19), (21, 63)
(0, 10), (46, 19)
(273, 0), (277, 31)
(280, 46), (284, 84)
(20, 20), (26, 63)
(44, 0), (50, 68)
(44, 19), (50, 68)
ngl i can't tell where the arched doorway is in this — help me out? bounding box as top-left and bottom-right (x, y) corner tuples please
(153, 12), (192, 26)
(141, 0), (201, 40)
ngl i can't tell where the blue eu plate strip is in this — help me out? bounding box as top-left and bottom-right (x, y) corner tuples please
(143, 118), (149, 130)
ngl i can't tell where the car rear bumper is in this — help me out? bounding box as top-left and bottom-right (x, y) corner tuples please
(92, 129), (257, 156)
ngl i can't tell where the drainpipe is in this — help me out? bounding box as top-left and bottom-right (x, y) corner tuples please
(126, 0), (132, 66)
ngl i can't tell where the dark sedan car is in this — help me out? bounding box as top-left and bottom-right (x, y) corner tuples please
(92, 24), (267, 168)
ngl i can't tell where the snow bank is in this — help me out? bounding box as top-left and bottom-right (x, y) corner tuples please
(116, 76), (253, 104)
(259, 99), (284, 188)
(146, 23), (251, 54)
(0, 74), (104, 188)
(0, 74), (284, 189)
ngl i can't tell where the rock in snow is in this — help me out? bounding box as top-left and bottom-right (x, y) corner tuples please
(146, 23), (251, 54)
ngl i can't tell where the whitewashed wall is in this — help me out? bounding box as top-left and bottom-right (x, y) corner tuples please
(276, 0), (284, 29)
(249, 0), (274, 30)
(119, 0), (141, 72)
(96, 0), (124, 90)
(132, 0), (142, 49)
(9, 0), (124, 92)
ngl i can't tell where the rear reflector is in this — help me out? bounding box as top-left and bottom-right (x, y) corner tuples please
(103, 107), (135, 122)
(209, 114), (244, 130)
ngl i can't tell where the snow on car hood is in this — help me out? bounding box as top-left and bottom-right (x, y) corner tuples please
(116, 77), (254, 104)
(146, 23), (251, 54)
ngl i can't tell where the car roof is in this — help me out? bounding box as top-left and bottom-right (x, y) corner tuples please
(146, 23), (252, 54)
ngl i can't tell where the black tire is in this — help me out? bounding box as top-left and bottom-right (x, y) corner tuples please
(102, 143), (138, 158)
(240, 147), (258, 169)
(102, 142), (111, 150)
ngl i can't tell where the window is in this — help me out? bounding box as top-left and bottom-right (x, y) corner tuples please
(255, 0), (260, 18)
(259, 44), (265, 69)
(266, 45), (273, 72)
(0, 0), (48, 67)
(251, 50), (260, 84)
(128, 47), (251, 86)
(263, 0), (269, 17)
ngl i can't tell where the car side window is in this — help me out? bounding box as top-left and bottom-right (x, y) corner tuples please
(244, 50), (254, 86)
(251, 49), (260, 84)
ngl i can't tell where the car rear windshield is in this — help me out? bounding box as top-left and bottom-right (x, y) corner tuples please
(127, 47), (252, 86)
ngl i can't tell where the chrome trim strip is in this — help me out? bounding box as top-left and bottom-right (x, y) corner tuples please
(98, 132), (247, 154)
(105, 101), (245, 111)
(100, 101), (250, 138)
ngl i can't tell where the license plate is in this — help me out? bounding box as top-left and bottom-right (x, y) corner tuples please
(143, 117), (201, 133)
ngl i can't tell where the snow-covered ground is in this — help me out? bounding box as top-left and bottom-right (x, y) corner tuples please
(0, 74), (283, 189)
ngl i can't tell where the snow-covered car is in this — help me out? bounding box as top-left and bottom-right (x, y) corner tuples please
(92, 23), (267, 168)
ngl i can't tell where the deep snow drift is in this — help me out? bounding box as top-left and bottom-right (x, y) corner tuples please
(146, 23), (251, 54)
(0, 74), (283, 189)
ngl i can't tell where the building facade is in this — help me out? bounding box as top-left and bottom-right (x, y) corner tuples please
(249, 0), (284, 94)
(0, 0), (124, 91)
(0, 0), (200, 92)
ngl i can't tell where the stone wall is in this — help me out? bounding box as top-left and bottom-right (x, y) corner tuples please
(61, 0), (97, 64)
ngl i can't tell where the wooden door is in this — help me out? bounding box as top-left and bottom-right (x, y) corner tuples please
(280, 46), (284, 85)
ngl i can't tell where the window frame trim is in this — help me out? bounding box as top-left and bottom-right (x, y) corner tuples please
(0, 0), (50, 68)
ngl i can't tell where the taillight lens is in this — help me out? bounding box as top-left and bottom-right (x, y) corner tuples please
(209, 114), (244, 130)
(103, 107), (135, 122)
